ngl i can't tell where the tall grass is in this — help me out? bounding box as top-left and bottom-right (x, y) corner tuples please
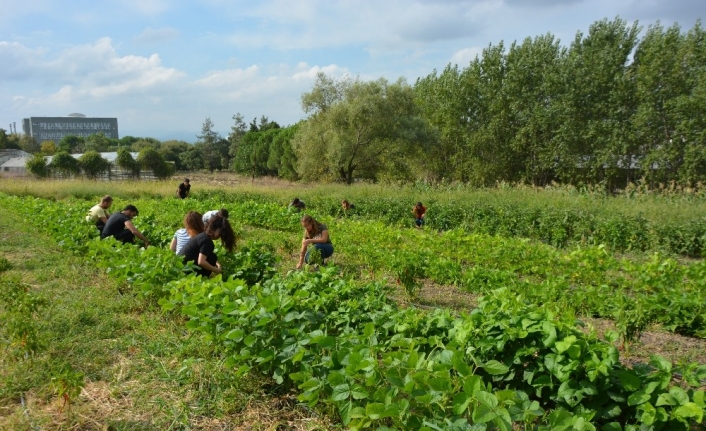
(2, 173), (706, 224)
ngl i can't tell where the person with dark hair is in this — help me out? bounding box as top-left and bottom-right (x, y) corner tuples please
(341, 199), (355, 212)
(101, 205), (150, 247)
(86, 195), (113, 233)
(170, 211), (205, 254)
(176, 178), (191, 199)
(412, 202), (427, 228)
(202, 208), (229, 225)
(296, 214), (333, 269)
(178, 214), (236, 277)
(288, 197), (306, 212)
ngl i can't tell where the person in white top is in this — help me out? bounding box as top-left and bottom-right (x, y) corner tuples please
(170, 211), (205, 254)
(203, 208), (229, 225)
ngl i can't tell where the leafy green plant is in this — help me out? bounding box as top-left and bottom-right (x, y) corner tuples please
(50, 364), (85, 412)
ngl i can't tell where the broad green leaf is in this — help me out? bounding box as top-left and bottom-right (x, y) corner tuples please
(617, 370), (641, 392)
(475, 391), (498, 408)
(331, 384), (350, 401)
(482, 360), (509, 375)
(627, 391), (650, 406)
(472, 404), (497, 423)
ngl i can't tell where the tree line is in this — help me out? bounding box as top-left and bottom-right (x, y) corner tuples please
(4, 17), (705, 189)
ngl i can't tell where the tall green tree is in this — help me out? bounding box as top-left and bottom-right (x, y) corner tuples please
(49, 151), (80, 177)
(159, 140), (190, 171)
(79, 151), (110, 179)
(116, 148), (140, 178)
(554, 18), (641, 186)
(197, 117), (228, 171)
(137, 147), (172, 179)
(57, 135), (84, 153)
(228, 113), (248, 168)
(25, 153), (49, 178)
(294, 73), (430, 184)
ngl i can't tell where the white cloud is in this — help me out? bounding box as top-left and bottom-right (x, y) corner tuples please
(134, 27), (180, 44)
(451, 46), (483, 65)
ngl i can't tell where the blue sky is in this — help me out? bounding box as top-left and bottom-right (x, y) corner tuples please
(1, 0), (703, 143)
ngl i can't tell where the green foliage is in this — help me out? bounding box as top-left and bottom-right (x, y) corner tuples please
(49, 151), (80, 177)
(137, 147), (172, 179)
(116, 147), (140, 178)
(0, 257), (11, 272)
(50, 364), (85, 412)
(295, 73), (430, 183)
(0, 275), (48, 356)
(1, 192), (704, 430)
(78, 150), (110, 179)
(25, 153), (49, 178)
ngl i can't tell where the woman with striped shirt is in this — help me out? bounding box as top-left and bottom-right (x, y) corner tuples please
(170, 211), (205, 254)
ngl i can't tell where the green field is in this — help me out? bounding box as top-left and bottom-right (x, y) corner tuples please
(0, 176), (704, 430)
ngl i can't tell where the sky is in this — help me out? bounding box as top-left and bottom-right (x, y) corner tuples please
(1, 0), (704, 143)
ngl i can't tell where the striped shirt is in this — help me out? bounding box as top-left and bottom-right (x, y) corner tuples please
(173, 228), (191, 254)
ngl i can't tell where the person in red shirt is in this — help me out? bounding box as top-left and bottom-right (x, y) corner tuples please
(412, 202), (426, 228)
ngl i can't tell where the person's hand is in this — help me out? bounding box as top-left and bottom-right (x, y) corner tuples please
(143, 239), (150, 248)
(296, 261), (303, 270)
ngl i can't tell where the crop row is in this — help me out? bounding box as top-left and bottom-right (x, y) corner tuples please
(195, 190), (706, 257)
(0, 193), (704, 430)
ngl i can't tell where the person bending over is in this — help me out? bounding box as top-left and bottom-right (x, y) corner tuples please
(101, 205), (150, 247)
(178, 214), (235, 277)
(176, 178), (191, 199)
(296, 214), (334, 269)
(170, 211), (205, 254)
(412, 201), (427, 228)
(86, 195), (113, 233)
(202, 208), (229, 225)
(288, 197), (306, 212)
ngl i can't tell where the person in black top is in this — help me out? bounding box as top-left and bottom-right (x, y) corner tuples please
(100, 205), (150, 247)
(176, 178), (191, 199)
(178, 214), (235, 277)
(288, 197), (306, 212)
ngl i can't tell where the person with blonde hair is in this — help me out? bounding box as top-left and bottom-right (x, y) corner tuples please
(86, 195), (113, 233)
(296, 214), (333, 269)
(170, 211), (205, 254)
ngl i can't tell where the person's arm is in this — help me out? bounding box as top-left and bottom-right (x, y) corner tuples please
(125, 220), (150, 247)
(169, 237), (177, 252)
(197, 253), (222, 274)
(100, 215), (109, 224)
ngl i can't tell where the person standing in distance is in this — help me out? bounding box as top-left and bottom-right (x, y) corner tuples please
(101, 205), (150, 247)
(176, 178), (191, 199)
(86, 195), (113, 233)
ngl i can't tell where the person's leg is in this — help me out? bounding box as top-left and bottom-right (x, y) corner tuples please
(114, 230), (135, 244)
(304, 243), (333, 264)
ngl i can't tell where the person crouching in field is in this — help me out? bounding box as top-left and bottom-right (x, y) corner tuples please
(86, 195), (113, 233)
(178, 214), (235, 277)
(412, 202), (426, 228)
(296, 215), (334, 269)
(202, 208), (229, 226)
(170, 211), (205, 254)
(101, 205), (150, 247)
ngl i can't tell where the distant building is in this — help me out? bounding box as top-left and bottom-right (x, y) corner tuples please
(22, 113), (119, 142)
